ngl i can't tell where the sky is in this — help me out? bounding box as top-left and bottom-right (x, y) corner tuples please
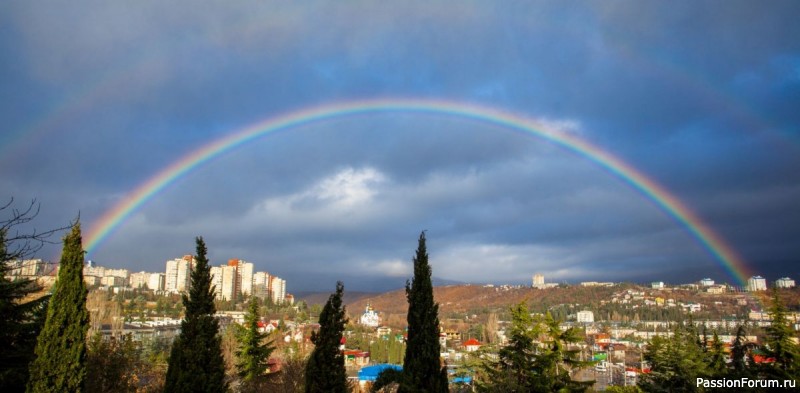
(1, 1), (799, 292)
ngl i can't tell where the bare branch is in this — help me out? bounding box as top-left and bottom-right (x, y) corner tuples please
(1, 198), (73, 262)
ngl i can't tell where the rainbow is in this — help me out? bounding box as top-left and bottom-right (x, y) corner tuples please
(84, 98), (751, 286)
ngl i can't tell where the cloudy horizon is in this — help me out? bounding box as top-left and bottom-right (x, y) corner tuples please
(2, 1), (798, 292)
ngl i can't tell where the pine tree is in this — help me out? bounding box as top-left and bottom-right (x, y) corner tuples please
(26, 222), (89, 393)
(477, 302), (537, 392)
(761, 289), (800, 380)
(236, 297), (274, 392)
(729, 325), (748, 377)
(399, 231), (448, 393)
(707, 331), (726, 376)
(164, 237), (227, 393)
(0, 230), (49, 392)
(305, 281), (348, 393)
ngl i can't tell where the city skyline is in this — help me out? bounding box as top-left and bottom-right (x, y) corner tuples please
(1, 2), (799, 292)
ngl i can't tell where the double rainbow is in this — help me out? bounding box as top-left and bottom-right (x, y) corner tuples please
(84, 98), (750, 286)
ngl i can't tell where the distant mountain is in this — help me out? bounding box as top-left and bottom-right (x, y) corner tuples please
(294, 290), (377, 306)
(344, 283), (636, 323)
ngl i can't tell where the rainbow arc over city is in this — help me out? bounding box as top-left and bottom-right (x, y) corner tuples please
(84, 98), (752, 287)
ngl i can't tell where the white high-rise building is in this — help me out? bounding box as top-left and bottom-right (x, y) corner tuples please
(165, 255), (195, 294)
(210, 265), (239, 301)
(148, 273), (165, 292)
(776, 277), (796, 289)
(700, 278), (714, 287)
(270, 277), (286, 304)
(532, 273), (545, 288)
(253, 271), (271, 299)
(210, 266), (223, 298)
(233, 260), (254, 297)
(747, 276), (767, 292)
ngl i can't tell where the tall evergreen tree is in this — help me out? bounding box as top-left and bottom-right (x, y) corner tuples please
(26, 222), (89, 393)
(0, 229), (49, 392)
(761, 289), (800, 380)
(305, 281), (348, 393)
(639, 323), (710, 392)
(729, 325), (749, 377)
(400, 231), (448, 393)
(164, 237), (227, 393)
(477, 302), (538, 392)
(236, 297), (274, 392)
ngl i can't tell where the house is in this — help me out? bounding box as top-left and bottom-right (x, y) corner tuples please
(343, 349), (370, 367)
(463, 338), (482, 352)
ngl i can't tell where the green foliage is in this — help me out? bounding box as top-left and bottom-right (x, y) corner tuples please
(729, 325), (749, 378)
(477, 303), (592, 392)
(85, 334), (142, 393)
(0, 230), (49, 392)
(236, 298), (275, 392)
(395, 231), (448, 393)
(639, 323), (710, 392)
(477, 302), (537, 391)
(26, 222), (89, 393)
(305, 281), (348, 393)
(370, 333), (406, 365)
(164, 237), (227, 393)
(760, 289), (800, 380)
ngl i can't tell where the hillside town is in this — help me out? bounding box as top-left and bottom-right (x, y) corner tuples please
(6, 256), (798, 391)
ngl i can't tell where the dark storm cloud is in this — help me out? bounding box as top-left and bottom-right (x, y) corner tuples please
(1, 1), (798, 290)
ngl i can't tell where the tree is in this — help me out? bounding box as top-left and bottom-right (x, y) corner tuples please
(236, 297), (275, 392)
(164, 237), (227, 393)
(761, 289), (800, 380)
(305, 281), (348, 393)
(707, 332), (726, 376)
(477, 302), (537, 392)
(638, 323), (710, 392)
(85, 333), (141, 393)
(529, 312), (593, 392)
(26, 222), (90, 393)
(729, 325), (749, 377)
(477, 304), (592, 392)
(0, 199), (65, 392)
(399, 231), (448, 393)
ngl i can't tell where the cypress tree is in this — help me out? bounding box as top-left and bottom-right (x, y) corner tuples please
(26, 222), (89, 393)
(236, 297), (274, 392)
(399, 231), (448, 393)
(305, 281), (348, 393)
(164, 237), (227, 393)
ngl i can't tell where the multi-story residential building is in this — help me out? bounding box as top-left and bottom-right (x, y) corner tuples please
(775, 277), (796, 289)
(747, 276), (767, 292)
(101, 275), (125, 287)
(253, 271), (271, 299)
(229, 259), (254, 297)
(130, 271), (165, 291)
(651, 281), (665, 289)
(532, 273), (545, 288)
(84, 264), (106, 278)
(210, 264), (239, 301)
(165, 255), (195, 294)
(270, 277), (286, 304)
(148, 273), (165, 292)
(577, 310), (595, 323)
(129, 272), (149, 289)
(700, 278), (714, 287)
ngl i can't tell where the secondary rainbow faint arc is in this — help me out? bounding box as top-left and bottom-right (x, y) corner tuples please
(84, 98), (751, 286)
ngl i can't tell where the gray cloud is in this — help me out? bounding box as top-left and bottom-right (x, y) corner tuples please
(2, 1), (798, 291)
